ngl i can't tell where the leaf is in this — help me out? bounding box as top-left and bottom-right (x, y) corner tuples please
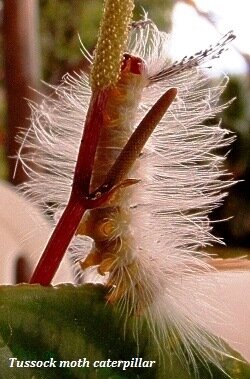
(0, 284), (249, 379)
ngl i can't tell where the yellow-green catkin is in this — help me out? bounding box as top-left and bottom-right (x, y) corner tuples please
(90, 0), (134, 90)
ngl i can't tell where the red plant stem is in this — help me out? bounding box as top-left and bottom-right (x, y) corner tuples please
(29, 197), (87, 285)
(73, 90), (109, 194)
(29, 89), (109, 285)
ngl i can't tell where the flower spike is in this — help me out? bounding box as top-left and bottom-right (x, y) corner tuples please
(91, 0), (134, 89)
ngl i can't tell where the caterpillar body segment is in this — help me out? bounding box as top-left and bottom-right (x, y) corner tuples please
(90, 54), (148, 191)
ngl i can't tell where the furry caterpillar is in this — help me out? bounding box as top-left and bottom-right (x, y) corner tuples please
(19, 19), (237, 371)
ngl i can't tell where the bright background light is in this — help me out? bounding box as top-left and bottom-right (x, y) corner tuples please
(170, 0), (249, 75)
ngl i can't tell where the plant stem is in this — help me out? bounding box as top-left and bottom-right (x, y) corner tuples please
(99, 88), (177, 191)
(72, 90), (109, 194)
(29, 197), (86, 285)
(29, 90), (109, 285)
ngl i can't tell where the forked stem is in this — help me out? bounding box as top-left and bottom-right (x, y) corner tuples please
(29, 87), (177, 285)
(29, 89), (109, 285)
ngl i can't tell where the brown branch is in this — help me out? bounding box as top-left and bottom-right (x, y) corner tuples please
(3, 0), (41, 185)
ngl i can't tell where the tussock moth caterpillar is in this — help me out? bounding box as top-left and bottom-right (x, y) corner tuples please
(18, 13), (241, 373)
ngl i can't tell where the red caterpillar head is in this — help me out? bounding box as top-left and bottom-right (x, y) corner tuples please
(121, 53), (146, 75)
